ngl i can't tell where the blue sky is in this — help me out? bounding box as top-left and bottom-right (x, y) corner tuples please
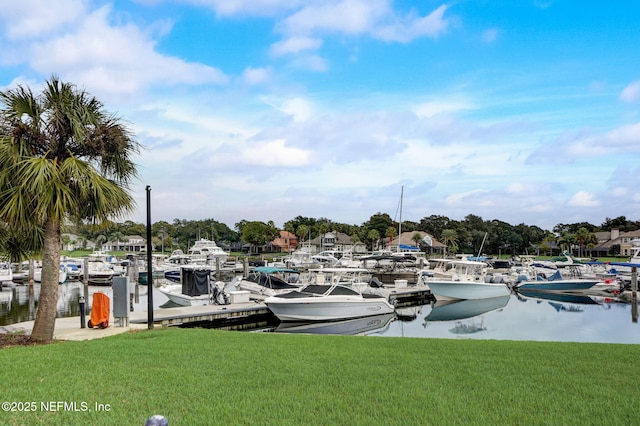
(1, 1), (639, 231)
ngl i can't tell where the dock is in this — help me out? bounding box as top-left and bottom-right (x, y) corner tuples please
(128, 301), (272, 328)
(2, 286), (434, 341)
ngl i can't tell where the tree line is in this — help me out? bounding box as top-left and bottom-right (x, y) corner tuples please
(25, 213), (637, 258)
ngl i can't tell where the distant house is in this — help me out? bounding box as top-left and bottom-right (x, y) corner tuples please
(587, 228), (640, 258)
(307, 231), (367, 254)
(387, 231), (446, 255)
(103, 235), (147, 253)
(266, 231), (299, 253)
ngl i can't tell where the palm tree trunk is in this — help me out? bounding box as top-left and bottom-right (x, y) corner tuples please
(31, 218), (61, 342)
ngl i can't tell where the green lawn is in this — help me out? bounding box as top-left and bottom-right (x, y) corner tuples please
(1, 328), (638, 425)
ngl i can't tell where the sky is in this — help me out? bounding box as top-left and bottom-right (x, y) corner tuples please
(1, 1), (639, 232)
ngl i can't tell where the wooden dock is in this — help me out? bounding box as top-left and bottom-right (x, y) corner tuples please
(128, 286), (433, 328)
(129, 301), (272, 327)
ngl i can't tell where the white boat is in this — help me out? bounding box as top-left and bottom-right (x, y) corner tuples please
(514, 270), (600, 293)
(303, 267), (390, 298)
(60, 258), (82, 280)
(34, 264), (68, 284)
(188, 238), (229, 265)
(0, 258), (13, 285)
(86, 259), (116, 285)
(158, 265), (226, 306)
(281, 246), (318, 268)
(88, 251), (125, 276)
(310, 250), (345, 267)
(236, 266), (302, 297)
(425, 259), (510, 300)
(264, 283), (395, 322)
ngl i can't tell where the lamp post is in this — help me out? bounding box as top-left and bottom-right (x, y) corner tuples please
(146, 186), (153, 329)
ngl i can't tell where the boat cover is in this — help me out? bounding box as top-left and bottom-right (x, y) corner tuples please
(181, 269), (210, 296)
(88, 292), (110, 328)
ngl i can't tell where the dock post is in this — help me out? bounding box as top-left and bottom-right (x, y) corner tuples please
(216, 257), (221, 279)
(632, 267), (638, 323)
(83, 257), (89, 283)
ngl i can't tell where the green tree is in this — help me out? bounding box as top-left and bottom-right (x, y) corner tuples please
(0, 223), (42, 268)
(441, 229), (458, 256)
(240, 221), (280, 251)
(0, 76), (140, 342)
(412, 232), (422, 248)
(296, 224), (309, 243)
(575, 227), (597, 258)
(366, 229), (380, 251)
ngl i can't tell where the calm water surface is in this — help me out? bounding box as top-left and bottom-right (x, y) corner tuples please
(1, 281), (638, 344)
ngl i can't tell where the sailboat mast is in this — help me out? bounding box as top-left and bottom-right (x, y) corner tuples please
(399, 186), (403, 240)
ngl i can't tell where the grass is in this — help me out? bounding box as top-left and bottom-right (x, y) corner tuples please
(1, 328), (638, 425)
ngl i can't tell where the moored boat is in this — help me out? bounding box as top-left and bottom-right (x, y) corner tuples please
(158, 265), (226, 306)
(0, 258), (13, 285)
(264, 283), (395, 322)
(424, 259), (511, 300)
(236, 266), (302, 297)
(514, 270), (600, 292)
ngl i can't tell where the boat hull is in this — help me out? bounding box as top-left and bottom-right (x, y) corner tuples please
(427, 281), (511, 301)
(516, 279), (599, 292)
(265, 296), (395, 322)
(158, 284), (212, 306)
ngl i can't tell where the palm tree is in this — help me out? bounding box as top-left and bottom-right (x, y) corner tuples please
(0, 76), (140, 342)
(412, 232), (422, 249)
(441, 229), (458, 257)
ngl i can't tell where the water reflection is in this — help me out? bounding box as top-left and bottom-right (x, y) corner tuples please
(2, 282), (638, 343)
(385, 292), (639, 344)
(0, 281), (166, 327)
(275, 313), (395, 335)
(425, 295), (510, 322)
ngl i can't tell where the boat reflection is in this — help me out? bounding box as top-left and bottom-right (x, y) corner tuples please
(515, 289), (604, 313)
(515, 290), (600, 305)
(425, 295), (511, 322)
(274, 313), (396, 336)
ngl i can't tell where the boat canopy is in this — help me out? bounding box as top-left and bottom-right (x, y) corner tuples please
(252, 266), (300, 274)
(181, 268), (211, 296)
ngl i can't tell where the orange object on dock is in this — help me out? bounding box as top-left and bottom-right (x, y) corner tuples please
(88, 292), (110, 329)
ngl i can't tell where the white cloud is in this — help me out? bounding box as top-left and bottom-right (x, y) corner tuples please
(482, 28), (498, 44)
(528, 122), (640, 164)
(270, 36), (323, 56)
(373, 4), (450, 42)
(280, 0), (385, 36)
(415, 100), (474, 118)
(276, 1), (450, 44)
(0, 0), (87, 39)
(241, 139), (312, 166)
(242, 67), (272, 85)
(620, 81), (640, 102)
(14, 4), (226, 99)
(262, 96), (316, 122)
(568, 191), (600, 207)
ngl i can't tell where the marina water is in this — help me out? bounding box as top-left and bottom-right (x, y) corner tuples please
(1, 280), (638, 344)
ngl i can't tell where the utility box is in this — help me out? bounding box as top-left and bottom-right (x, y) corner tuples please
(228, 290), (250, 304)
(112, 276), (130, 326)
